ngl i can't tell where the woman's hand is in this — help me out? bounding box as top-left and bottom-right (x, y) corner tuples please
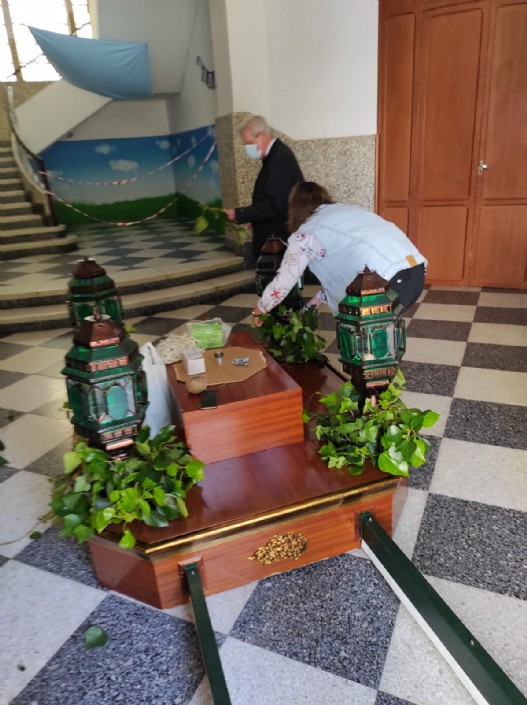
(223, 208), (235, 221)
(251, 306), (264, 327)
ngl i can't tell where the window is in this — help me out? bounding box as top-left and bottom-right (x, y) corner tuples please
(0, 0), (92, 82)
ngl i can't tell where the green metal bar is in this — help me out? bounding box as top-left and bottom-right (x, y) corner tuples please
(183, 563), (232, 705)
(360, 512), (527, 705)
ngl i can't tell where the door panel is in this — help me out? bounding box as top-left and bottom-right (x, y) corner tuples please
(419, 206), (469, 281)
(379, 13), (416, 203)
(481, 3), (527, 200)
(419, 8), (483, 201)
(471, 206), (527, 286)
(381, 207), (409, 234)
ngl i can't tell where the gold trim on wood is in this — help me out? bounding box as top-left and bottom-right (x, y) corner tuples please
(248, 531), (308, 565)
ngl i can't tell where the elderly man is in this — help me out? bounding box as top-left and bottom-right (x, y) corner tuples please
(225, 115), (304, 265)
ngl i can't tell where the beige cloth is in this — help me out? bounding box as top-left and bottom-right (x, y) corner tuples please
(172, 346), (267, 386)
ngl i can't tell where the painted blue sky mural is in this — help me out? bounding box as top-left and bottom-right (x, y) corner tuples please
(42, 124), (220, 208)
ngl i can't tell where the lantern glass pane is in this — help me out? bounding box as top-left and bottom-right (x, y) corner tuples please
(372, 327), (389, 358)
(123, 378), (136, 414)
(106, 383), (129, 420)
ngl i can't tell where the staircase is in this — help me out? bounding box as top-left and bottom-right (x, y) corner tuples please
(0, 140), (78, 261)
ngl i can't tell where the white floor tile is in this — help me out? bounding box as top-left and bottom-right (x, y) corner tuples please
(413, 304), (476, 322)
(468, 323), (527, 347)
(0, 375), (66, 413)
(1, 329), (71, 346)
(400, 392), (452, 437)
(0, 414), (72, 470)
(430, 439), (527, 511)
(427, 576), (527, 697)
(165, 581), (258, 634)
(0, 561), (105, 705)
(0, 347), (65, 375)
(380, 604), (476, 705)
(189, 637), (377, 705)
(391, 488), (429, 559)
(404, 338), (467, 366)
(0, 471), (52, 558)
(454, 368), (527, 406)
(478, 291), (527, 309)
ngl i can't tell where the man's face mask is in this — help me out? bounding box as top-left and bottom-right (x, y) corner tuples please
(244, 143), (261, 160)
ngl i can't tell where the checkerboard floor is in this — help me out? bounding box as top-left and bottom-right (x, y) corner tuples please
(1, 277), (526, 705)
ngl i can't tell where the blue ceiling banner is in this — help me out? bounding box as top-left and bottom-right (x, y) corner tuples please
(29, 27), (152, 100)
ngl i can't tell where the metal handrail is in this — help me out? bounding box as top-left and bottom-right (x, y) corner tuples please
(6, 85), (57, 224)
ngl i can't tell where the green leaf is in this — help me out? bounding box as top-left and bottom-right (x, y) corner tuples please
(118, 529), (136, 549)
(29, 531), (42, 540)
(73, 476), (91, 493)
(175, 496), (188, 517)
(194, 215), (210, 234)
(153, 486), (166, 506)
(84, 625), (109, 650)
(63, 451), (82, 474)
(422, 410), (440, 428)
(142, 510), (169, 528)
(378, 450), (409, 477)
(73, 524), (94, 542)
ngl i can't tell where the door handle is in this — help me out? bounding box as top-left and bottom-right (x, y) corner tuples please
(477, 160), (488, 175)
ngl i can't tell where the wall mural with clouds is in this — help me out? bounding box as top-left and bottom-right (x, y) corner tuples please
(41, 124), (220, 225)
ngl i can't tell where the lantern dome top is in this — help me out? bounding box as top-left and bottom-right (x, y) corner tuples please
(346, 267), (389, 295)
(71, 257), (107, 279)
(73, 312), (124, 348)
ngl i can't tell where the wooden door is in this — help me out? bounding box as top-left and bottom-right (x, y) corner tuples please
(377, 0), (527, 289)
(470, 1), (527, 286)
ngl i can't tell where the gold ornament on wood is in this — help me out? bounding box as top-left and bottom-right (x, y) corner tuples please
(248, 531), (308, 565)
(185, 374), (208, 395)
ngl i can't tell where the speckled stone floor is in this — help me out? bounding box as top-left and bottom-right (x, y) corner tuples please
(0, 258), (526, 704)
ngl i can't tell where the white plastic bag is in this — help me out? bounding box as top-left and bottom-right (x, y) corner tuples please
(140, 342), (174, 438)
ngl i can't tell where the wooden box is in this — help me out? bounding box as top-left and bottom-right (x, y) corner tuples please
(167, 333), (305, 464)
(88, 347), (407, 609)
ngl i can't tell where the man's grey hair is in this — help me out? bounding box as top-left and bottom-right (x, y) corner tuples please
(241, 115), (271, 137)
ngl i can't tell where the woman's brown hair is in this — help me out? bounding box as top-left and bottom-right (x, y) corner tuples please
(288, 181), (335, 233)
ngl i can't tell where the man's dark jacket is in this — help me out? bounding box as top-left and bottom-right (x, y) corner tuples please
(234, 139), (304, 258)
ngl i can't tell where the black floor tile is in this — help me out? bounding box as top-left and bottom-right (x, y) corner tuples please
(200, 304), (250, 324)
(376, 693), (418, 705)
(132, 317), (185, 336)
(400, 361), (459, 397)
(406, 319), (472, 341)
(0, 465), (17, 482)
(231, 554), (399, 689)
(15, 525), (101, 589)
(0, 407), (22, 428)
(408, 436), (440, 491)
(445, 398), (527, 449)
(10, 594), (210, 705)
(24, 437), (73, 477)
(462, 343), (527, 372)
(0, 369), (25, 388)
(413, 494), (527, 599)
(0, 341), (30, 359)
(474, 307), (527, 326)
(422, 290), (480, 305)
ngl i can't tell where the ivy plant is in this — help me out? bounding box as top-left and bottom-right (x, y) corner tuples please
(258, 305), (328, 365)
(303, 369), (439, 477)
(194, 205), (249, 244)
(50, 425), (205, 549)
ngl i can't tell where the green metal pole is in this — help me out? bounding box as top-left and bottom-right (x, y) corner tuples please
(360, 512), (527, 705)
(183, 562), (232, 705)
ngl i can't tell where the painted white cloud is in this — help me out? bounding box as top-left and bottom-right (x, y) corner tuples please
(95, 144), (115, 155)
(209, 159), (219, 174)
(109, 159), (139, 172)
(187, 155), (196, 169)
(156, 140), (170, 150)
(191, 136), (197, 147)
(47, 170), (63, 179)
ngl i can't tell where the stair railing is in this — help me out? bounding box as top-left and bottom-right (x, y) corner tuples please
(6, 85), (57, 225)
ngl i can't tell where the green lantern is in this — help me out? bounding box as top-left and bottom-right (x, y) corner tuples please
(67, 257), (124, 327)
(336, 267), (406, 392)
(62, 312), (148, 455)
(255, 236), (303, 311)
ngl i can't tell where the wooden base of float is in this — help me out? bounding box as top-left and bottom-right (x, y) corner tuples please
(88, 333), (407, 609)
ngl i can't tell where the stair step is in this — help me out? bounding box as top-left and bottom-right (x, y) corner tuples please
(0, 270), (254, 333)
(1, 213), (44, 230)
(0, 189), (27, 204)
(0, 203), (34, 217)
(0, 224), (66, 243)
(0, 168), (18, 179)
(0, 159), (16, 168)
(0, 233), (77, 260)
(1, 178), (24, 191)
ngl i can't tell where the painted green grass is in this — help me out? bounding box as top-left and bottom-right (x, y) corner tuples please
(52, 192), (224, 227)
